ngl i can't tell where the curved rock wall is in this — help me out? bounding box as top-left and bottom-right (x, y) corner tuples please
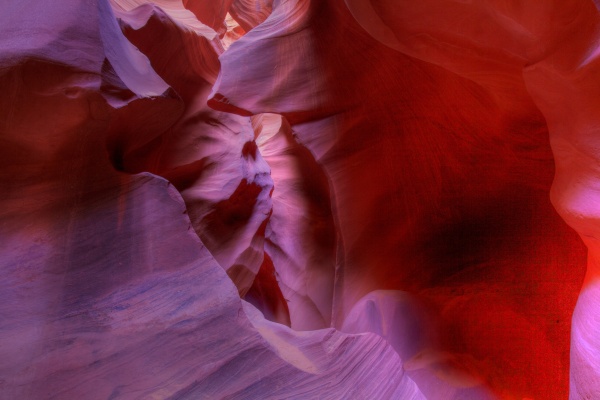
(0, 0), (597, 399)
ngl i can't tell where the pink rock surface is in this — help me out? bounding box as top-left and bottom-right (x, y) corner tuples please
(109, 0), (274, 296)
(209, 0), (591, 398)
(342, 290), (496, 400)
(254, 113), (336, 330)
(3, 0), (600, 399)
(0, 1), (424, 399)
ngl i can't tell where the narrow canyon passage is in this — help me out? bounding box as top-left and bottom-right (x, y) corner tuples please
(1, 1), (599, 399)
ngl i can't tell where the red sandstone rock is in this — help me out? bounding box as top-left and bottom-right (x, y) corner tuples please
(3, 0), (600, 398)
(210, 0), (589, 398)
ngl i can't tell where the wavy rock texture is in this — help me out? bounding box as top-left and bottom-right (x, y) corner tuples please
(109, 0), (274, 298)
(0, 1), (425, 399)
(211, 0), (592, 398)
(253, 113), (336, 330)
(2, 0), (600, 399)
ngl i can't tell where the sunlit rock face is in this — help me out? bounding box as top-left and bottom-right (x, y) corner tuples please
(1, 0), (598, 399)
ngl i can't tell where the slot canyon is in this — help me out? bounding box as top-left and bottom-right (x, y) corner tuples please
(3, 0), (600, 399)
